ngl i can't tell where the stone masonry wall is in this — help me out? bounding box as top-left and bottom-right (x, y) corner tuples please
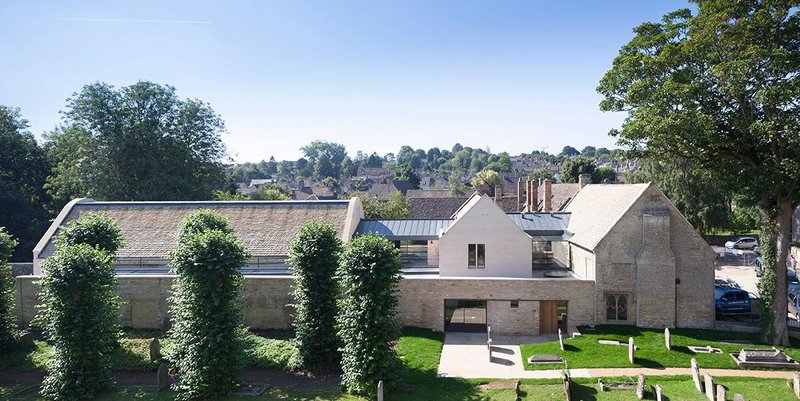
(16, 275), (596, 334)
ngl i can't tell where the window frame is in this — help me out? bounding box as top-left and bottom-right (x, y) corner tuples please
(467, 243), (486, 269)
(605, 293), (630, 322)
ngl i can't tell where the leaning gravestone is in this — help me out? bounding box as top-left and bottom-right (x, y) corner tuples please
(655, 384), (663, 401)
(691, 358), (702, 392)
(704, 373), (715, 401)
(716, 384), (725, 401)
(664, 328), (671, 350)
(794, 371), (800, 398)
(149, 338), (161, 361)
(157, 362), (169, 390)
(377, 380), (384, 401)
(558, 328), (565, 351)
(628, 337), (635, 364)
(635, 374), (645, 400)
(733, 395), (745, 401)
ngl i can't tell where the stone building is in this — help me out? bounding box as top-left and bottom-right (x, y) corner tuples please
(17, 182), (715, 336)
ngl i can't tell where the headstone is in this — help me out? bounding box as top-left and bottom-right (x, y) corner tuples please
(157, 362), (169, 391)
(149, 338), (161, 361)
(488, 339), (492, 362)
(664, 328), (671, 351)
(794, 372), (800, 398)
(704, 373), (714, 401)
(558, 328), (565, 351)
(628, 337), (635, 364)
(691, 358), (702, 392)
(377, 380), (384, 401)
(716, 384), (725, 401)
(635, 374), (645, 400)
(689, 345), (722, 354)
(733, 395), (745, 401)
(19, 332), (34, 347)
(655, 384), (663, 401)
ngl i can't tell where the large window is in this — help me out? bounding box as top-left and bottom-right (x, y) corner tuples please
(606, 293), (629, 321)
(467, 243), (485, 269)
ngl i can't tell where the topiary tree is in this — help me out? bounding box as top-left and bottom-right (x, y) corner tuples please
(168, 210), (249, 401)
(55, 213), (123, 254)
(337, 234), (403, 396)
(38, 243), (121, 400)
(36, 214), (123, 401)
(0, 227), (19, 350)
(288, 220), (342, 368)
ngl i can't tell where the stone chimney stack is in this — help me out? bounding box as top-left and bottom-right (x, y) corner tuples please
(543, 179), (552, 211)
(494, 185), (502, 202)
(517, 178), (524, 211)
(579, 173), (591, 189)
(530, 180), (539, 212)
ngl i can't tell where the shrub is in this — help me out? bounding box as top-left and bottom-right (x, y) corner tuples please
(0, 228), (19, 350)
(168, 211), (249, 401)
(37, 243), (121, 401)
(54, 213), (123, 254)
(241, 334), (299, 370)
(288, 221), (342, 368)
(337, 235), (403, 396)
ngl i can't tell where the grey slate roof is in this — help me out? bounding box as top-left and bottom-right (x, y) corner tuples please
(355, 219), (452, 240)
(507, 213), (571, 239)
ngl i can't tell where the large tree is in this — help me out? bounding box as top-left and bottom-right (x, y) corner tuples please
(301, 140), (347, 179)
(0, 106), (50, 261)
(44, 81), (227, 203)
(598, 0), (800, 344)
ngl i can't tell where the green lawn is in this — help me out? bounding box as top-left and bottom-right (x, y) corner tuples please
(521, 325), (800, 370)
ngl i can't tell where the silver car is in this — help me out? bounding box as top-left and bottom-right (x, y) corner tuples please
(725, 237), (759, 250)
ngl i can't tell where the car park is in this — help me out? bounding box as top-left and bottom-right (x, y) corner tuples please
(715, 286), (752, 315)
(725, 237), (759, 250)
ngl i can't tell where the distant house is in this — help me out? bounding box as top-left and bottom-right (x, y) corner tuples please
(21, 183), (714, 336)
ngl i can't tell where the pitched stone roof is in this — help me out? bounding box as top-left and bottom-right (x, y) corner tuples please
(564, 183), (650, 250)
(405, 189), (452, 199)
(548, 183), (581, 211)
(39, 200), (353, 260)
(408, 197), (469, 219)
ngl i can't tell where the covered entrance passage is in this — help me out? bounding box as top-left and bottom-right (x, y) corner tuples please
(444, 299), (487, 332)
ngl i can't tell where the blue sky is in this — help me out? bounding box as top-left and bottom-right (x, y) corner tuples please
(0, 1), (690, 162)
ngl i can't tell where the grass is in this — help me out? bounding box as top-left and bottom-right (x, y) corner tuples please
(521, 325), (800, 370)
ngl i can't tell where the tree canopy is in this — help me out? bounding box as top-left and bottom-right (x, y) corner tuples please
(44, 81), (228, 204)
(598, 0), (800, 344)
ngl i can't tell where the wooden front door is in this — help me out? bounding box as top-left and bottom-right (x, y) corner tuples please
(540, 301), (559, 334)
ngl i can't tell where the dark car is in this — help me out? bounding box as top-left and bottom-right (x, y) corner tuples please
(715, 287), (752, 315)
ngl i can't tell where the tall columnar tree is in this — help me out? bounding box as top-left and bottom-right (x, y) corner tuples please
(169, 210), (249, 401)
(37, 214), (123, 401)
(0, 228), (19, 350)
(44, 81), (228, 204)
(597, 0), (799, 344)
(337, 235), (403, 396)
(288, 221), (342, 368)
(0, 106), (51, 260)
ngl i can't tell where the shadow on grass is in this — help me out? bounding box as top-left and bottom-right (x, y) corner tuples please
(569, 381), (599, 401)
(635, 357), (664, 369)
(671, 345), (694, 355)
(563, 344), (580, 352)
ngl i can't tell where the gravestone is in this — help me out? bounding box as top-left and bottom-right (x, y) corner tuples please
(734, 395), (746, 401)
(487, 325), (492, 343)
(19, 332), (33, 347)
(689, 345), (722, 354)
(628, 337), (635, 364)
(528, 354), (563, 364)
(691, 358), (702, 392)
(157, 362), (169, 391)
(655, 384), (663, 401)
(704, 373), (714, 401)
(377, 380), (384, 401)
(598, 339), (621, 345)
(716, 384), (725, 401)
(794, 372), (800, 398)
(558, 328), (565, 351)
(635, 374), (645, 400)
(149, 338), (161, 361)
(664, 328), (671, 351)
(488, 339), (492, 362)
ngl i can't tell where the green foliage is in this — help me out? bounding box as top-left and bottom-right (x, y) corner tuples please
(448, 176), (467, 196)
(54, 213), (123, 254)
(759, 225), (778, 343)
(560, 146), (579, 157)
(212, 190), (249, 200)
(0, 106), (51, 261)
(302, 141), (347, 179)
(288, 221), (342, 368)
(470, 170), (501, 195)
(168, 211), (250, 401)
(561, 156), (596, 183)
(0, 228), (19, 350)
(527, 168), (554, 182)
(250, 184), (291, 201)
(37, 243), (121, 401)
(394, 164), (421, 189)
(358, 192), (409, 219)
(593, 166), (616, 183)
(337, 235), (403, 396)
(44, 81), (227, 203)
(728, 202), (762, 234)
(241, 334), (299, 370)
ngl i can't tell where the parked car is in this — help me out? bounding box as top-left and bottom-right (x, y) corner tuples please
(725, 237), (759, 250)
(753, 246), (761, 255)
(755, 260), (800, 289)
(789, 290), (800, 320)
(715, 287), (752, 315)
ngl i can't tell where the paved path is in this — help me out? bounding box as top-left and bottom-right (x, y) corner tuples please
(437, 333), (798, 379)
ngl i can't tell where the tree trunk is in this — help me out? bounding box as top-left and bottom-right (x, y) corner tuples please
(762, 199), (793, 346)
